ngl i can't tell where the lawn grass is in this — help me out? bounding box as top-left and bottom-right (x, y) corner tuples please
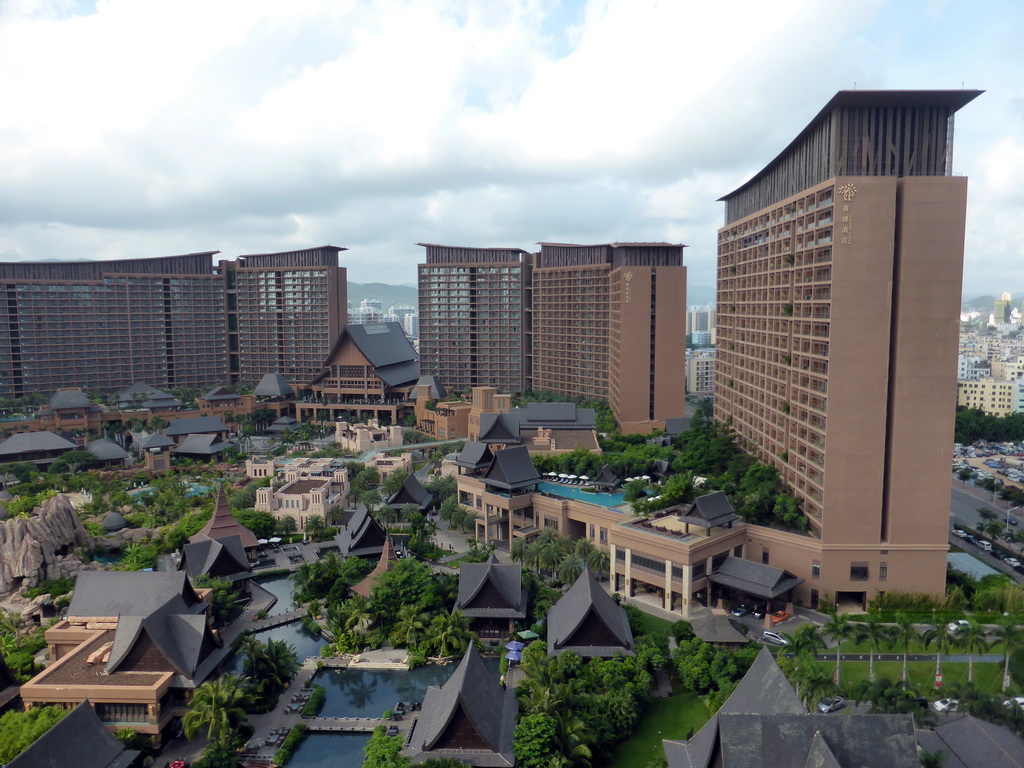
(634, 611), (677, 641)
(837, 637), (1006, 656)
(819, 660), (1015, 698)
(610, 687), (709, 768)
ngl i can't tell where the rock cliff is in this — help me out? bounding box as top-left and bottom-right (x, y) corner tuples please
(0, 494), (89, 597)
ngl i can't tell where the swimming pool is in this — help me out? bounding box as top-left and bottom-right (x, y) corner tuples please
(538, 481), (628, 508)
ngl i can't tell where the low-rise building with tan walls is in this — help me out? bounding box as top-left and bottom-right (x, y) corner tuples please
(335, 419), (403, 453)
(369, 451), (413, 481)
(254, 458), (350, 530)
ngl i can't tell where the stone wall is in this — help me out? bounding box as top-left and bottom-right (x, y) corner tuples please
(0, 494), (88, 597)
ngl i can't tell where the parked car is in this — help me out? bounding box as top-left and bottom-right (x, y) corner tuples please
(933, 698), (959, 713)
(762, 631), (789, 646)
(751, 606), (765, 619)
(1009, 517), (1019, 526)
(1006, 558), (1021, 569)
(1003, 697), (1024, 710)
(817, 696), (845, 713)
(730, 604), (750, 617)
(979, 541), (993, 552)
(952, 529), (967, 538)
(771, 610), (791, 625)
(946, 620), (970, 634)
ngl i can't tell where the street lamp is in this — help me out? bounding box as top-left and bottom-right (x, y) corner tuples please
(1007, 505), (1020, 530)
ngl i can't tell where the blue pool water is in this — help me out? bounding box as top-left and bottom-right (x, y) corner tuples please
(128, 483), (212, 499)
(256, 574), (296, 617)
(289, 733), (371, 767)
(538, 481), (627, 508)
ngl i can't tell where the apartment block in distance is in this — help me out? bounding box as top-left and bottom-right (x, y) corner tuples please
(417, 244), (529, 392)
(223, 246), (347, 386)
(0, 253), (227, 399)
(715, 90), (981, 609)
(533, 243), (687, 433)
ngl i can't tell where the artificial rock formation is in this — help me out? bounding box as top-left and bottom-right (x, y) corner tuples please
(0, 494), (88, 597)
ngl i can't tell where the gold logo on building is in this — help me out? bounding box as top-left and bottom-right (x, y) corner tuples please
(838, 184), (857, 202)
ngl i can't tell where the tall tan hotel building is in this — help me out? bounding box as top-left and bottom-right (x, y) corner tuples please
(715, 90), (981, 607)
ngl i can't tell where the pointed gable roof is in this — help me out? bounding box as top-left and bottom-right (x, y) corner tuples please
(172, 433), (232, 455)
(105, 612), (219, 679)
(481, 445), (540, 492)
(139, 432), (175, 450)
(592, 464), (620, 488)
(406, 644), (517, 766)
(719, 646), (804, 715)
(47, 388), (93, 410)
(68, 571), (203, 619)
(706, 556), (804, 601)
(477, 412), (523, 444)
(351, 539), (398, 598)
(323, 323), (419, 388)
(456, 555), (526, 619)
(803, 731), (843, 768)
(254, 372), (294, 398)
(7, 699), (139, 768)
(547, 568), (634, 657)
(387, 473), (433, 510)
(200, 386), (239, 401)
(179, 534), (251, 582)
(336, 504), (388, 558)
(191, 490), (259, 550)
(455, 441), (494, 470)
(164, 415), (228, 436)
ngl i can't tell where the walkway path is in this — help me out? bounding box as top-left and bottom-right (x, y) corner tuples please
(249, 608), (306, 631)
(305, 715), (417, 734)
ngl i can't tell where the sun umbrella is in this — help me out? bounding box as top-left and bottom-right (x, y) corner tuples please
(505, 640), (525, 651)
(505, 650), (522, 662)
(268, 536), (283, 543)
(579, 475), (589, 481)
(257, 539), (269, 545)
(518, 629), (539, 640)
(558, 473), (569, 479)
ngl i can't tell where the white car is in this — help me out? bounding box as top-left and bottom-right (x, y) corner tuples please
(933, 698), (959, 713)
(946, 620), (970, 634)
(1006, 558), (1021, 569)
(762, 631), (790, 646)
(1003, 697), (1024, 710)
(952, 529), (968, 538)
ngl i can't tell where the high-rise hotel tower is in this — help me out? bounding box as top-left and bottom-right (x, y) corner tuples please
(715, 90), (982, 608)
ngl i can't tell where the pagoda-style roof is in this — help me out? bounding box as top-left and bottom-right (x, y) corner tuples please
(0, 431), (77, 458)
(386, 473), (433, 512)
(190, 490), (259, 550)
(663, 646), (919, 768)
(335, 504), (388, 558)
(200, 386), (239, 402)
(179, 534), (252, 583)
(481, 445), (540, 492)
(455, 555), (526, 620)
(165, 415), (228, 436)
(405, 645), (517, 766)
(477, 412), (522, 444)
(591, 464), (620, 489)
(105, 611), (220, 679)
(351, 540), (398, 598)
(414, 375), (447, 400)
(47, 388), (93, 411)
(675, 491), (740, 529)
(68, 571), (204, 620)
(454, 441), (494, 471)
(172, 433), (232, 456)
(85, 438), (130, 463)
(319, 323), (419, 388)
(7, 699), (140, 768)
(547, 568), (634, 658)
(138, 432), (175, 450)
(706, 556), (803, 601)
(254, 372), (294, 398)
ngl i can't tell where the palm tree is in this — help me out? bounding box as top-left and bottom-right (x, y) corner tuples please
(427, 610), (470, 659)
(390, 606), (428, 648)
(510, 537), (529, 565)
(277, 515), (298, 536)
(304, 514), (329, 541)
(537, 539), (563, 578)
(182, 674), (251, 748)
(954, 621), (990, 684)
(890, 613), (920, 685)
(853, 614), (893, 681)
(788, 624), (826, 659)
(989, 619), (1023, 691)
(553, 710), (593, 768)
(922, 623), (956, 691)
(557, 554), (586, 585)
(790, 655), (834, 709)
(822, 613), (851, 686)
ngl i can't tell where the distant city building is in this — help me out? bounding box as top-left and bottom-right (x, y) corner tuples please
(686, 305), (716, 336)
(686, 350), (715, 396)
(994, 292), (1014, 324)
(348, 297), (385, 325)
(957, 378), (1024, 416)
(715, 89), (981, 609)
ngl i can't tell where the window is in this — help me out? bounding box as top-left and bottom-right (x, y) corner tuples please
(762, 547), (770, 565)
(599, 527), (608, 544)
(692, 561), (706, 579)
(879, 562), (887, 582)
(811, 560), (820, 580)
(733, 545), (743, 558)
(544, 518), (558, 529)
(810, 589), (819, 609)
(850, 562), (869, 581)
(589, 524), (595, 540)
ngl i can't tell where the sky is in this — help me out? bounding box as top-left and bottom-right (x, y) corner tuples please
(0, 0), (1020, 299)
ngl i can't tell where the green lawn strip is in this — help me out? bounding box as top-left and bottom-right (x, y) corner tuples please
(837, 638), (1006, 656)
(610, 688), (710, 768)
(822, 660), (1014, 698)
(636, 612), (676, 640)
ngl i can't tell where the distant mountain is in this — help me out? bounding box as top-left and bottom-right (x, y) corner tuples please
(962, 295), (995, 313)
(348, 282), (418, 310)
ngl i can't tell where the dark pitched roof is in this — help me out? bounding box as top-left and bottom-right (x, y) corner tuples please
(477, 412), (522, 444)
(105, 611), (218, 678)
(719, 647), (804, 715)
(192, 490), (259, 549)
(688, 613), (748, 645)
(414, 375), (447, 400)
(67, 571), (203, 619)
(387, 473), (433, 510)
(138, 432), (175, 450)
(592, 464), (620, 488)
(675, 491), (740, 529)
(0, 430), (77, 457)
(706, 556), (804, 601)
(47, 388), (93, 410)
(519, 402), (595, 429)
(336, 504), (388, 558)
(664, 417), (689, 436)
(665, 646), (919, 768)
(179, 534), (251, 581)
(86, 438), (130, 462)
(405, 645), (517, 766)
(200, 386), (239, 401)
(141, 395), (183, 409)
(254, 372), (294, 398)
(481, 445), (540, 491)
(164, 415), (228, 436)
(172, 433), (232, 455)
(116, 382), (163, 400)
(456, 555), (526, 619)
(547, 568), (634, 657)
(921, 715), (1024, 768)
(455, 441), (494, 470)
(334, 323), (420, 388)
(7, 700), (139, 768)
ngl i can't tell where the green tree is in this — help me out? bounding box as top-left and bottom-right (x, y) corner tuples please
(362, 724), (410, 768)
(890, 613), (920, 686)
(513, 713), (559, 768)
(182, 674), (251, 749)
(922, 622), (956, 688)
(390, 605), (429, 648)
(305, 514), (330, 542)
(0, 706), (69, 763)
(953, 621), (990, 684)
(425, 610), (470, 659)
(853, 614), (893, 681)
(822, 613), (851, 687)
(989, 619), (1023, 691)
